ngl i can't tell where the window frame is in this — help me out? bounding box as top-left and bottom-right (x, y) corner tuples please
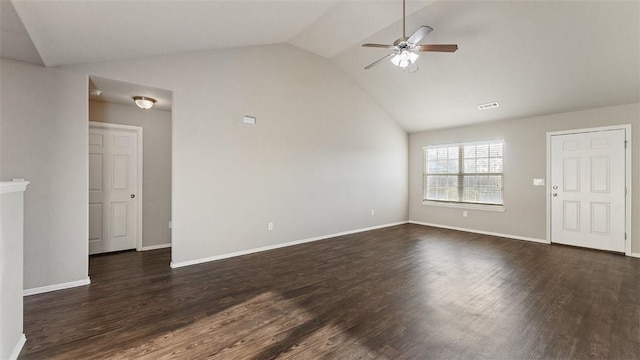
(422, 140), (505, 212)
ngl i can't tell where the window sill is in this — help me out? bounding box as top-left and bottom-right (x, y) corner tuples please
(421, 200), (505, 212)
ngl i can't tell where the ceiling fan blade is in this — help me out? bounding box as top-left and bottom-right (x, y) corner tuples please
(364, 53), (393, 70)
(407, 26), (433, 45)
(416, 44), (458, 52)
(362, 43), (395, 49)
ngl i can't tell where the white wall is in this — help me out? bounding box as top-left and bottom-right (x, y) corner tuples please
(409, 103), (640, 253)
(0, 184), (27, 360)
(89, 101), (172, 248)
(0, 59), (89, 290)
(64, 44), (409, 265)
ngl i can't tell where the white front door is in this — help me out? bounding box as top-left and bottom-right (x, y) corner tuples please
(89, 125), (139, 254)
(550, 129), (626, 252)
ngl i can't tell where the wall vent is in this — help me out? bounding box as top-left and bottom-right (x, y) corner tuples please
(477, 102), (500, 110)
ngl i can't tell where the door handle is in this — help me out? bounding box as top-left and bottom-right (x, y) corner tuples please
(552, 193), (558, 197)
(131, 194), (135, 198)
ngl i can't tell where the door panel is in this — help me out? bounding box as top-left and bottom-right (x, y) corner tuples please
(89, 154), (103, 191)
(562, 201), (580, 231)
(590, 156), (609, 192)
(112, 155), (129, 190)
(590, 202), (609, 235)
(562, 157), (580, 191)
(89, 125), (138, 254)
(550, 129), (625, 252)
(111, 202), (128, 237)
(89, 203), (102, 240)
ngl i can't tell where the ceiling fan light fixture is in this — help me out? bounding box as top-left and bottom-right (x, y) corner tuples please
(390, 50), (419, 69)
(133, 96), (156, 110)
(361, 0), (457, 71)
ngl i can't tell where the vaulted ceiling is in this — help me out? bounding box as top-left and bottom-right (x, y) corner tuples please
(2, 0), (639, 132)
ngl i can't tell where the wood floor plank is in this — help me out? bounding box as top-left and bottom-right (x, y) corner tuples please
(20, 224), (640, 359)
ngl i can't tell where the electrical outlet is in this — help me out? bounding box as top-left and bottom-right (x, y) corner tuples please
(268, 222), (273, 231)
(371, 209), (375, 216)
(463, 211), (468, 217)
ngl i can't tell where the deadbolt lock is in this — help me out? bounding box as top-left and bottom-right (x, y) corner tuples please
(131, 194), (135, 198)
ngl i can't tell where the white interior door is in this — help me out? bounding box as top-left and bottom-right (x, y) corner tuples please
(550, 129), (626, 252)
(89, 125), (139, 255)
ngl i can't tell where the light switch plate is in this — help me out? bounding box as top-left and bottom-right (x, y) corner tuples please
(243, 116), (256, 125)
(533, 178), (545, 186)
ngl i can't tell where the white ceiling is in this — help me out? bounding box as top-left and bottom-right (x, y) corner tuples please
(289, 1), (433, 58)
(3, 0), (639, 132)
(334, 0), (640, 132)
(0, 0), (44, 65)
(10, 0), (341, 66)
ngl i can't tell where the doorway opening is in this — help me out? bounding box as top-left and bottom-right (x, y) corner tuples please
(87, 76), (173, 262)
(546, 125), (631, 255)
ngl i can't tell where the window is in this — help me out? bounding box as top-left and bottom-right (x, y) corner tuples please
(423, 140), (504, 208)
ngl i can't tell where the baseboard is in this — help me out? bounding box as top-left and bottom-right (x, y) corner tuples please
(630, 253), (640, 259)
(170, 221), (409, 268)
(408, 220), (550, 244)
(23, 277), (91, 296)
(142, 243), (172, 251)
(8, 333), (26, 360)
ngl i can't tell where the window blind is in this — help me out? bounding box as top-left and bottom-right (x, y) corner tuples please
(423, 140), (504, 206)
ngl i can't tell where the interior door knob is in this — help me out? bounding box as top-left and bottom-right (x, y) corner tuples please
(552, 193), (558, 197)
(131, 194), (135, 198)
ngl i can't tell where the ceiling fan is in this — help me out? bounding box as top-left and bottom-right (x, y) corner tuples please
(362, 0), (458, 71)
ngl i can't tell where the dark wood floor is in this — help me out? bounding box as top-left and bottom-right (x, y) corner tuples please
(20, 224), (640, 359)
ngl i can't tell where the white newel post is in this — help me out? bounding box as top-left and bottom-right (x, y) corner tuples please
(0, 180), (29, 360)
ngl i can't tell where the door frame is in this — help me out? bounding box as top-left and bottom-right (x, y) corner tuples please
(89, 121), (144, 252)
(546, 124), (632, 255)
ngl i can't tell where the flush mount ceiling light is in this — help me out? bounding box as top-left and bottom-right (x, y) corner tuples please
(133, 96), (156, 110)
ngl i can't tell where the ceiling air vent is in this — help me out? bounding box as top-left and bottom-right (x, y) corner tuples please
(477, 102), (500, 110)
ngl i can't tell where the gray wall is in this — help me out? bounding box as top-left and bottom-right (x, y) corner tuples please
(89, 101), (172, 249)
(1, 44), (638, 293)
(0, 189), (25, 359)
(409, 103), (640, 253)
(64, 43), (409, 266)
(0, 59), (88, 289)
